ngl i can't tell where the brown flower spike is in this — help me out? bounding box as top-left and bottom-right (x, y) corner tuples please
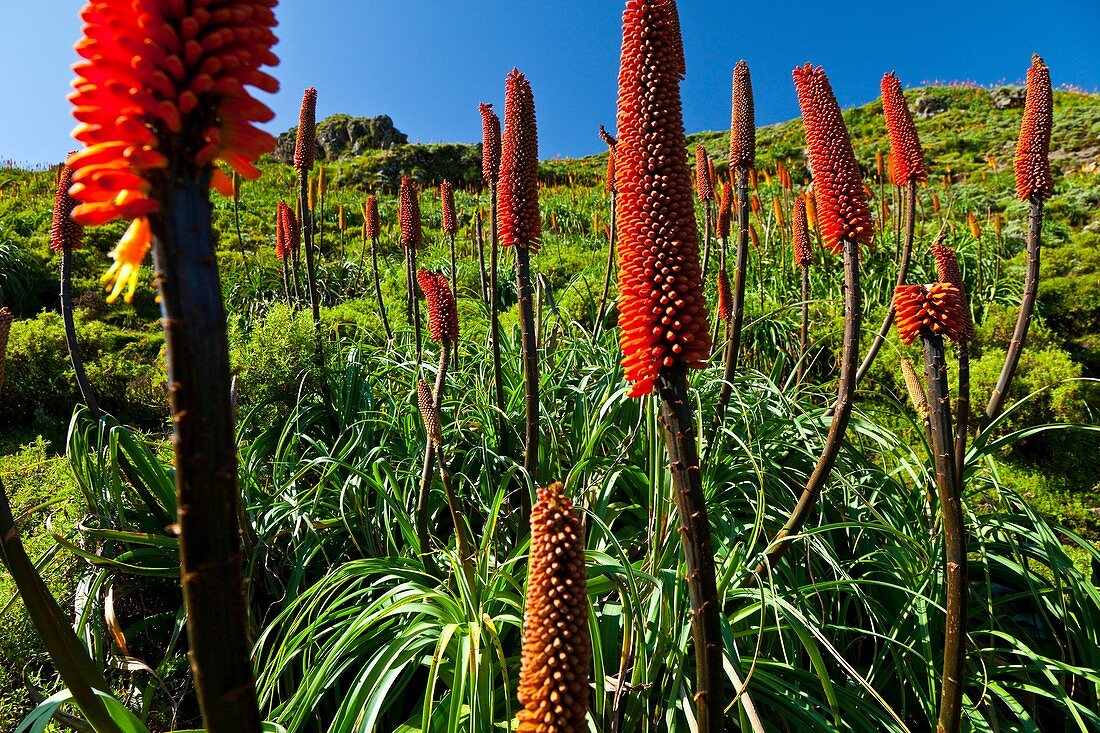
(498, 69), (541, 252)
(517, 482), (591, 733)
(417, 268), (459, 345)
(364, 195), (380, 240)
(417, 379), (443, 447)
(274, 201), (289, 261)
(399, 176), (422, 251)
(695, 145), (713, 202)
(929, 243), (974, 340)
(793, 64), (874, 254)
(716, 269), (733, 320)
(1014, 55), (1054, 201)
(716, 182), (732, 239)
(792, 196), (812, 267)
(899, 355), (929, 420)
(615, 0), (711, 397)
(440, 181), (458, 236)
(881, 73), (926, 186)
(729, 60), (755, 169)
(51, 162), (83, 253)
(894, 283), (969, 345)
(294, 87), (318, 173)
(479, 103), (502, 184)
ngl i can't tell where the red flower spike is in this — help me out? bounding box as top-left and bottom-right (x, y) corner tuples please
(440, 181), (458, 236)
(894, 283), (969, 345)
(279, 200), (300, 257)
(399, 176), (422, 251)
(417, 268), (459, 344)
(716, 182), (732, 239)
(67, 0), (279, 298)
(479, 102), (501, 184)
(929, 243), (974, 340)
(498, 69), (541, 252)
(274, 201), (288, 261)
(605, 147), (617, 194)
(881, 72), (927, 186)
(716, 269), (733, 320)
(364, 195), (380, 240)
(729, 59), (755, 169)
(51, 161), (84, 253)
(792, 196), (812, 267)
(695, 145), (713, 202)
(1014, 55), (1054, 201)
(294, 87), (318, 173)
(792, 63), (873, 255)
(615, 0), (711, 397)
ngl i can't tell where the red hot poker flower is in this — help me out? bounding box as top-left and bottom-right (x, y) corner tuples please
(498, 69), (541, 252)
(615, 0), (711, 397)
(417, 268), (459, 344)
(440, 181), (458, 236)
(1014, 54), (1054, 201)
(929, 243), (974, 340)
(792, 196), (812, 268)
(729, 60), (755, 169)
(695, 145), (714, 202)
(479, 103), (501, 184)
(279, 200), (300, 256)
(517, 481), (591, 733)
(894, 283), (969, 345)
(716, 182), (732, 239)
(67, 0), (279, 301)
(716, 269), (733, 320)
(792, 63), (873, 255)
(294, 87), (318, 173)
(51, 161), (83, 253)
(881, 73), (927, 186)
(274, 201), (288, 261)
(399, 176), (422, 251)
(364, 195), (380, 240)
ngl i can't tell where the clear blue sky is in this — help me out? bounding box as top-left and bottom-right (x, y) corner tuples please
(2, 1), (1098, 167)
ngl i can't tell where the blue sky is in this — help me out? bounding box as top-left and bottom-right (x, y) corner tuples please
(2, 1), (1098, 167)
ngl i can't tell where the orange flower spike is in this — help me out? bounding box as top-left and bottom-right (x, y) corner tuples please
(729, 59), (755, 169)
(605, 147), (617, 194)
(67, 0), (278, 230)
(695, 145), (713, 202)
(102, 217), (152, 304)
(517, 482), (591, 733)
(792, 63), (873, 255)
(772, 197), (785, 229)
(274, 201), (288, 261)
(614, 0), (711, 397)
(716, 182), (732, 239)
(968, 212), (981, 240)
(804, 187), (818, 231)
(294, 87), (318, 174)
(440, 181), (458, 236)
(399, 176), (422, 251)
(364, 195), (380, 240)
(929, 243), (974, 340)
(1014, 55), (1054, 201)
(417, 268), (459, 345)
(894, 283), (969, 345)
(792, 196), (812, 268)
(881, 72), (927, 186)
(498, 69), (541, 253)
(479, 103), (502, 184)
(280, 201), (300, 256)
(51, 161), (84, 253)
(716, 269), (733, 320)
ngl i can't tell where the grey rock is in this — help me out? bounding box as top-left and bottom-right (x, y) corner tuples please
(912, 95), (949, 118)
(990, 86), (1027, 110)
(271, 114), (408, 165)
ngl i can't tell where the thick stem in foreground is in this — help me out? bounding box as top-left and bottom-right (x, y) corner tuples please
(797, 264), (810, 383)
(753, 235), (861, 578)
(1, 480), (121, 733)
(61, 245), (101, 418)
(150, 176), (261, 733)
(921, 332), (966, 733)
(657, 367), (725, 733)
(488, 185), (507, 454)
(594, 191), (617, 340)
(985, 197), (1043, 424)
(855, 180), (917, 387)
(515, 243), (539, 494)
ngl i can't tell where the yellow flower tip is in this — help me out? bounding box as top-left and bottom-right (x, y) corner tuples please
(102, 217), (152, 303)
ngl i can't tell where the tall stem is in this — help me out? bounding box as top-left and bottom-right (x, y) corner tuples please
(299, 176), (321, 330)
(61, 245), (100, 418)
(594, 190), (617, 340)
(449, 232), (459, 363)
(150, 176), (261, 733)
(474, 212), (489, 305)
(954, 345), (970, 483)
(728, 167), (751, 379)
(488, 184), (507, 454)
(797, 263), (810, 384)
(370, 236), (393, 341)
(657, 367), (725, 733)
(515, 243), (539, 494)
(280, 258), (292, 306)
(753, 235), (860, 578)
(855, 180), (916, 386)
(921, 332), (966, 733)
(699, 200), (713, 282)
(985, 197), (1043, 423)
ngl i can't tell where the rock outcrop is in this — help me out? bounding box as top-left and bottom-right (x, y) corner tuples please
(272, 114), (408, 164)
